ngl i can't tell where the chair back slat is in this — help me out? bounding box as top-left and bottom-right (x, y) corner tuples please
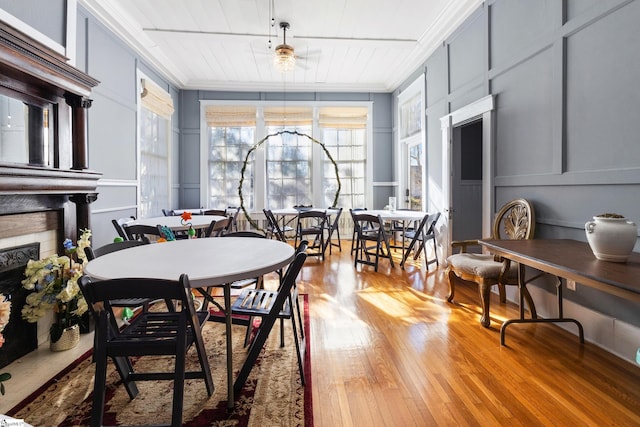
(123, 223), (163, 243)
(85, 240), (146, 260)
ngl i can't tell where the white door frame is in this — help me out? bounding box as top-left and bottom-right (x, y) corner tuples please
(440, 95), (495, 260)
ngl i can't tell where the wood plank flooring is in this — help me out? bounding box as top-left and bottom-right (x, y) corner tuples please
(300, 241), (640, 426)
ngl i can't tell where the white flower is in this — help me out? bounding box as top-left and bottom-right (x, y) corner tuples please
(0, 298), (11, 331)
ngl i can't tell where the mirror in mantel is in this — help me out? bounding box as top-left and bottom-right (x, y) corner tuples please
(0, 93), (55, 167)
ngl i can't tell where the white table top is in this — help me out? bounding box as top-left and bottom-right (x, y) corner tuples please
(365, 209), (428, 222)
(126, 215), (226, 231)
(171, 208), (206, 215)
(84, 237), (295, 287)
(271, 207), (340, 216)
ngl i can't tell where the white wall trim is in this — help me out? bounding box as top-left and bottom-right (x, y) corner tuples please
(97, 179), (138, 187)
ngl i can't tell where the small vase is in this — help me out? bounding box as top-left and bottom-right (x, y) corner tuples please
(585, 214), (637, 262)
(50, 324), (80, 352)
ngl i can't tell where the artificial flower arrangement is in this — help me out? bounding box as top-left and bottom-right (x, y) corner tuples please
(0, 295), (11, 394)
(181, 211), (197, 238)
(21, 229), (91, 344)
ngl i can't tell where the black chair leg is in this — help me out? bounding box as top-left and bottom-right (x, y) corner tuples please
(234, 314), (278, 394)
(171, 338), (187, 427)
(293, 294), (304, 340)
(289, 312), (305, 386)
(91, 349), (108, 427)
(112, 356), (139, 399)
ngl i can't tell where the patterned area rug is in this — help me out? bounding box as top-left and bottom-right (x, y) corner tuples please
(8, 296), (312, 426)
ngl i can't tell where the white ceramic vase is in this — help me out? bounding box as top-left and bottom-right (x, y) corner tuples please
(585, 215), (637, 262)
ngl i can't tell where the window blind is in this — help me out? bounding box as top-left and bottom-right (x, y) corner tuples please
(264, 106), (313, 127)
(319, 106), (368, 129)
(204, 105), (257, 127)
(140, 79), (174, 119)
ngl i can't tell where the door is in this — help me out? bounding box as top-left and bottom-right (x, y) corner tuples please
(440, 95), (494, 260)
(451, 120), (483, 247)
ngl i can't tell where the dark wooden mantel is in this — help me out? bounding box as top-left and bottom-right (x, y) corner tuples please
(0, 19), (101, 242)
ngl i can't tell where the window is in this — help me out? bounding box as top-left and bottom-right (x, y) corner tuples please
(408, 142), (422, 210)
(138, 77), (173, 218)
(264, 106), (313, 209)
(319, 107), (368, 208)
(205, 106), (256, 210)
(397, 75), (425, 211)
(202, 102), (371, 212)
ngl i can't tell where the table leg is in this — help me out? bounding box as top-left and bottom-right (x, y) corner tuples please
(500, 265), (585, 346)
(195, 286), (235, 411)
(224, 284), (234, 410)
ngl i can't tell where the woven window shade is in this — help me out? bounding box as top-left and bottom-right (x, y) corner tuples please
(264, 106), (313, 127)
(319, 106), (368, 129)
(205, 105), (257, 127)
(141, 79), (174, 119)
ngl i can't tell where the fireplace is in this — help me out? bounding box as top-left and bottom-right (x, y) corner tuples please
(0, 243), (39, 368)
(0, 21), (101, 361)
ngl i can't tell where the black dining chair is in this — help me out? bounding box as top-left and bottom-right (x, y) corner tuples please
(352, 212), (395, 271)
(111, 216), (135, 241)
(203, 217), (233, 237)
(226, 206), (241, 231)
(322, 207), (343, 255)
(400, 212), (441, 269)
(78, 274), (214, 427)
(349, 208), (368, 254)
(263, 208), (293, 241)
(231, 245), (308, 394)
(202, 209), (227, 216)
(84, 240), (175, 315)
(123, 223), (164, 243)
(295, 210), (328, 260)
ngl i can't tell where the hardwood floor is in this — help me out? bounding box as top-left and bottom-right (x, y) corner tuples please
(2, 239), (639, 425)
(301, 242), (640, 426)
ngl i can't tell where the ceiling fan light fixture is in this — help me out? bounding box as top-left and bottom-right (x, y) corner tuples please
(274, 43), (296, 72)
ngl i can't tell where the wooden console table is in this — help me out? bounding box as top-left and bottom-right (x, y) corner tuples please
(480, 239), (640, 345)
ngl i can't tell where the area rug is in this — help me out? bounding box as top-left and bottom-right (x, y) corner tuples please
(8, 295), (312, 427)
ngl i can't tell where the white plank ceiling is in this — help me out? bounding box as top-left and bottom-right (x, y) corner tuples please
(80, 0), (483, 92)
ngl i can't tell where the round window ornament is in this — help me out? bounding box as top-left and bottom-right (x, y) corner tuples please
(238, 130), (341, 231)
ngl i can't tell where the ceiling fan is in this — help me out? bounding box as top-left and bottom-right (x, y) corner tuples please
(273, 22), (296, 72)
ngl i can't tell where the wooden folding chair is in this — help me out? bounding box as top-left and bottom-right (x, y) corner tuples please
(78, 274), (214, 427)
(231, 248), (308, 394)
(352, 212), (395, 271)
(400, 212), (441, 269)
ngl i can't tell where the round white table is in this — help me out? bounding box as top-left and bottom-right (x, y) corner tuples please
(366, 209), (427, 222)
(365, 210), (428, 260)
(83, 237), (295, 409)
(125, 215), (226, 232)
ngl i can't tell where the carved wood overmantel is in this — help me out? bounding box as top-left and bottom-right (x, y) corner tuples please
(0, 19), (101, 244)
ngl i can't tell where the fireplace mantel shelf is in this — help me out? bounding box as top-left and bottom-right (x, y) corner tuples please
(0, 164), (101, 195)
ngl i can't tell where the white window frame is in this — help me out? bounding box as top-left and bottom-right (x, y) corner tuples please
(200, 100), (373, 212)
(397, 74), (425, 210)
(136, 71), (173, 217)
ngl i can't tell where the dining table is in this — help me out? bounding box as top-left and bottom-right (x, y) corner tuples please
(271, 207), (341, 231)
(366, 209), (429, 259)
(83, 237), (295, 409)
(170, 208), (206, 215)
(125, 214), (226, 232)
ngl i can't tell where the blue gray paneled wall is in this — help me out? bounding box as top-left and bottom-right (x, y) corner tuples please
(395, 0), (640, 329)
